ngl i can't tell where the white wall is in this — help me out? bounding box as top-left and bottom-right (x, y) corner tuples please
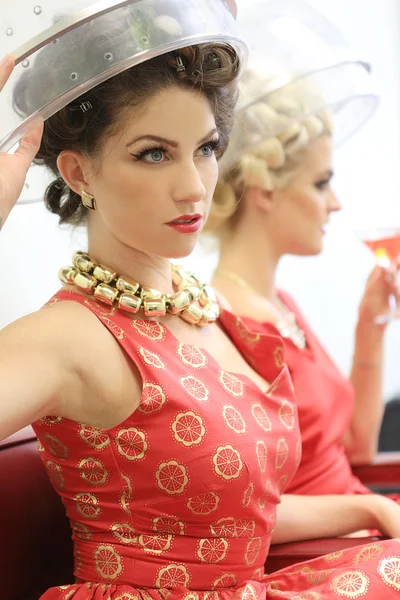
(1, 0), (400, 400)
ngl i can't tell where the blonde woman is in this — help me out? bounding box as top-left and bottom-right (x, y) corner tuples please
(209, 70), (399, 516)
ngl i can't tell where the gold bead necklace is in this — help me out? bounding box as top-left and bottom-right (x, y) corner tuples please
(59, 251), (219, 327)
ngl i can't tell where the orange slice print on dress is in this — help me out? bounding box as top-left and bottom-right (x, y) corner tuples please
(252, 567), (264, 581)
(71, 521), (92, 541)
(330, 570), (370, 597)
(187, 491), (220, 515)
(74, 493), (101, 520)
(155, 564), (190, 588)
(111, 523), (137, 545)
(119, 474), (133, 515)
(40, 415), (62, 425)
(275, 438), (289, 470)
(94, 544), (123, 580)
(235, 518), (256, 538)
(322, 550), (345, 562)
(78, 457), (108, 486)
(276, 474), (288, 494)
(43, 434), (69, 459)
(172, 411), (206, 447)
(213, 573), (237, 589)
(219, 371), (244, 398)
(121, 473), (133, 496)
(255, 440), (268, 474)
(234, 583), (258, 600)
(296, 593), (322, 600)
(79, 424), (110, 450)
(114, 594), (142, 600)
(139, 383), (167, 414)
(210, 517), (236, 538)
(156, 460), (189, 495)
(378, 556), (400, 591)
(244, 538), (262, 566)
(278, 400), (295, 430)
(197, 538), (228, 563)
(45, 460), (64, 491)
(180, 376), (210, 402)
(222, 405), (246, 434)
(99, 317), (125, 340)
(258, 480), (274, 510)
(213, 445), (243, 480)
(61, 587), (78, 600)
(242, 482), (254, 508)
(138, 347), (166, 369)
(116, 427), (148, 461)
(251, 403), (272, 432)
(354, 544), (384, 564)
(153, 515), (185, 536)
(307, 569), (333, 585)
(138, 533), (173, 554)
(274, 345), (285, 369)
(235, 317), (260, 343)
(177, 343), (207, 369)
(131, 320), (165, 341)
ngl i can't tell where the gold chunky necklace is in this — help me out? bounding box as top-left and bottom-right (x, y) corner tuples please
(215, 269), (307, 349)
(59, 251), (219, 327)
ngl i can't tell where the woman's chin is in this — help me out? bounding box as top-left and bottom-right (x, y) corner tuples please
(166, 241), (199, 260)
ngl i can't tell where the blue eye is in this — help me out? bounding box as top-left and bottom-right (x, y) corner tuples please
(131, 146), (168, 164)
(201, 144), (214, 156)
(146, 149), (164, 162)
(198, 139), (221, 157)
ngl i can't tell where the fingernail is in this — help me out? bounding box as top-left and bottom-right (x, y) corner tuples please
(0, 54), (11, 69)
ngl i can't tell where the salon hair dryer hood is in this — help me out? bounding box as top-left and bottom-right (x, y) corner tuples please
(0, 0), (247, 203)
(231, 0), (378, 158)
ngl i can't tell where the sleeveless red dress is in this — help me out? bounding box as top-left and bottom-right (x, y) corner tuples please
(236, 289), (367, 496)
(32, 290), (400, 599)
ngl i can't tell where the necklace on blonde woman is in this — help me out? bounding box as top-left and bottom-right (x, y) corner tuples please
(59, 252), (219, 327)
(215, 269), (307, 349)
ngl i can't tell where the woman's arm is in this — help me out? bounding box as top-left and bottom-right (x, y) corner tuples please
(0, 304), (88, 440)
(344, 322), (385, 464)
(343, 265), (396, 464)
(0, 300), (142, 441)
(271, 493), (400, 544)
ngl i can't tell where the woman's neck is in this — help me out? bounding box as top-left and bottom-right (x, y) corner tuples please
(215, 223), (282, 301)
(87, 223), (175, 295)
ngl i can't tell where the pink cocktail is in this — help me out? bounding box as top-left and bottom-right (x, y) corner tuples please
(358, 227), (400, 323)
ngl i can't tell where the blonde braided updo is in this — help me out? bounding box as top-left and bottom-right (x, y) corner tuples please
(206, 69), (333, 233)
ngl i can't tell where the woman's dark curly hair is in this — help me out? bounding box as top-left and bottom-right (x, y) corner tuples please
(14, 43), (240, 225)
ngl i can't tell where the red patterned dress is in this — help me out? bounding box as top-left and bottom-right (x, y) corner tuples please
(33, 290), (400, 599)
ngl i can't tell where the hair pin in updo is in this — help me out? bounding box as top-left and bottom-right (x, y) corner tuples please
(79, 101), (93, 113)
(175, 56), (187, 79)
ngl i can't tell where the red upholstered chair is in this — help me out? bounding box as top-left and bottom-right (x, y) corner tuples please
(265, 453), (400, 573)
(1, 428), (400, 597)
(0, 427), (73, 600)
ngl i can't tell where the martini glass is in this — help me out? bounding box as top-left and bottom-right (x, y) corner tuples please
(358, 227), (400, 324)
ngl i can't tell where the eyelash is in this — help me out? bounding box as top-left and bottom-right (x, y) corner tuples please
(130, 138), (221, 163)
(315, 179), (331, 191)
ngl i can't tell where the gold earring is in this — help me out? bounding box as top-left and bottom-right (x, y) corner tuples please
(81, 190), (96, 211)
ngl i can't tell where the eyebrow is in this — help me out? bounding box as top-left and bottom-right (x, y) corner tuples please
(320, 170), (334, 178)
(126, 127), (219, 148)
